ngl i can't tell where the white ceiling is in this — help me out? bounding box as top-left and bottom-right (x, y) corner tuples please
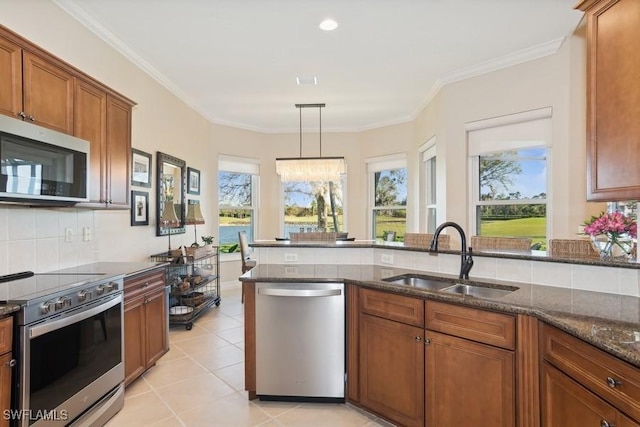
(54, 0), (583, 133)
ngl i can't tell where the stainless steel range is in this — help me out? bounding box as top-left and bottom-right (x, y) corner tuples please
(0, 270), (125, 427)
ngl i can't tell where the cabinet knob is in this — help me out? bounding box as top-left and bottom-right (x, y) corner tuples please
(28, 115), (35, 121)
(424, 338), (431, 345)
(17, 112), (26, 119)
(415, 336), (422, 342)
(601, 420), (614, 427)
(5, 359), (16, 368)
(606, 377), (621, 388)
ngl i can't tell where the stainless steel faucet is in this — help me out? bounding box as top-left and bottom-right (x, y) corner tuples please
(429, 221), (474, 280)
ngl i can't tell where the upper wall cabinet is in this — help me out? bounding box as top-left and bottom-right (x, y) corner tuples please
(0, 24), (135, 209)
(0, 37), (74, 134)
(75, 79), (132, 208)
(576, 0), (640, 201)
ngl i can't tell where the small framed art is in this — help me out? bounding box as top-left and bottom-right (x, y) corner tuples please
(131, 149), (152, 187)
(187, 167), (201, 195)
(131, 190), (149, 226)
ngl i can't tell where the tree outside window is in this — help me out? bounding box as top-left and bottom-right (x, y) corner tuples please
(476, 147), (547, 249)
(283, 180), (344, 237)
(372, 168), (407, 241)
(218, 171), (254, 253)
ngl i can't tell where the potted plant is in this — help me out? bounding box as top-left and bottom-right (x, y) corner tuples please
(201, 235), (215, 252)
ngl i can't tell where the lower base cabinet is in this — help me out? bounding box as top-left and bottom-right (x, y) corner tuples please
(124, 269), (168, 386)
(425, 330), (515, 426)
(542, 363), (639, 427)
(0, 316), (13, 427)
(359, 313), (424, 427)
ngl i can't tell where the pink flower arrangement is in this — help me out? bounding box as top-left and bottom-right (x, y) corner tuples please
(582, 211), (637, 239)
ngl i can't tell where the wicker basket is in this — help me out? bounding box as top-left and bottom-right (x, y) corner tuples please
(181, 292), (204, 307)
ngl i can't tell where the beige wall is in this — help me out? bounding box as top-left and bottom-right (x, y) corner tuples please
(0, 1), (606, 279)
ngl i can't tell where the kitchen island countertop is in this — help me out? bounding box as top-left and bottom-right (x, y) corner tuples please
(240, 263), (640, 369)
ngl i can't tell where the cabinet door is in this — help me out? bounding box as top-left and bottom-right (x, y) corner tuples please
(124, 294), (146, 386)
(541, 363), (639, 427)
(426, 330), (515, 427)
(0, 352), (12, 427)
(579, 0), (640, 200)
(105, 95), (131, 208)
(359, 313), (424, 427)
(22, 51), (74, 134)
(74, 79), (107, 205)
(145, 286), (168, 367)
(0, 36), (22, 119)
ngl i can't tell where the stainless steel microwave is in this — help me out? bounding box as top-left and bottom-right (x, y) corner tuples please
(0, 115), (89, 205)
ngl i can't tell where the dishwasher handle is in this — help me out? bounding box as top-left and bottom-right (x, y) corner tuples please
(258, 287), (342, 297)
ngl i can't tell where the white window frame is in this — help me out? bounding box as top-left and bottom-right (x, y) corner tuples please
(419, 137), (437, 233)
(366, 153), (408, 240)
(466, 107), (552, 239)
(218, 154), (260, 257)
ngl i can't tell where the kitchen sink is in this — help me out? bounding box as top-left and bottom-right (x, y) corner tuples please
(440, 283), (518, 299)
(383, 275), (454, 291)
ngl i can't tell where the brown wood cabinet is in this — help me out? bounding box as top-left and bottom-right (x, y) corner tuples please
(541, 323), (640, 425)
(0, 24), (135, 209)
(0, 31), (74, 134)
(0, 317), (14, 427)
(359, 313), (424, 427)
(75, 78), (132, 208)
(576, 0), (640, 201)
(542, 362), (639, 427)
(426, 329), (515, 427)
(124, 268), (168, 386)
(425, 301), (515, 427)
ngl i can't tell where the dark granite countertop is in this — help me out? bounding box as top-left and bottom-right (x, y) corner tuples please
(250, 240), (640, 269)
(0, 304), (21, 317)
(240, 264), (640, 368)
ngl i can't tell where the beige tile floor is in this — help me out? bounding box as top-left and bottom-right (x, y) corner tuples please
(106, 282), (394, 427)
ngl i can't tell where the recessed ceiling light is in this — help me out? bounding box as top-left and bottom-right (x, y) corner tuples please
(319, 18), (338, 31)
(296, 76), (318, 85)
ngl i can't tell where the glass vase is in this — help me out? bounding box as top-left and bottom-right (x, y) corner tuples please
(590, 234), (634, 261)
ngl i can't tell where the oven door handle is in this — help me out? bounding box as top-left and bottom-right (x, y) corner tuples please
(29, 294), (122, 339)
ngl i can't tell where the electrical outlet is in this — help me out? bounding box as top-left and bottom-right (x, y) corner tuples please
(83, 227), (92, 242)
(285, 266), (298, 274)
(65, 228), (73, 242)
(380, 253), (394, 264)
(284, 253), (298, 262)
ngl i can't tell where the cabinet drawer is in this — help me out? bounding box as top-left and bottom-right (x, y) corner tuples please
(425, 301), (515, 350)
(360, 288), (424, 327)
(0, 317), (12, 355)
(125, 269), (166, 301)
(541, 323), (640, 421)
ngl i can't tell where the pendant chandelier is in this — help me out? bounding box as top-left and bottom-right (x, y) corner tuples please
(276, 103), (345, 182)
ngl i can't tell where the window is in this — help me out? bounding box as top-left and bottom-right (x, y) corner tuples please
(420, 142), (437, 233)
(367, 154), (407, 241)
(282, 179), (345, 238)
(468, 109), (550, 249)
(218, 155), (259, 253)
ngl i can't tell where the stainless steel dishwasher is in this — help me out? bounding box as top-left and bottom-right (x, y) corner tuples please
(255, 282), (345, 402)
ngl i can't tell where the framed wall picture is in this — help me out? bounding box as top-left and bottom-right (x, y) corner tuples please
(187, 167), (201, 195)
(131, 149), (152, 187)
(131, 190), (149, 226)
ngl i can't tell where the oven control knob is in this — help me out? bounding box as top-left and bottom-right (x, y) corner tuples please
(95, 285), (105, 295)
(55, 296), (71, 310)
(56, 297), (71, 310)
(40, 300), (54, 314)
(78, 289), (91, 302)
(106, 282), (118, 292)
